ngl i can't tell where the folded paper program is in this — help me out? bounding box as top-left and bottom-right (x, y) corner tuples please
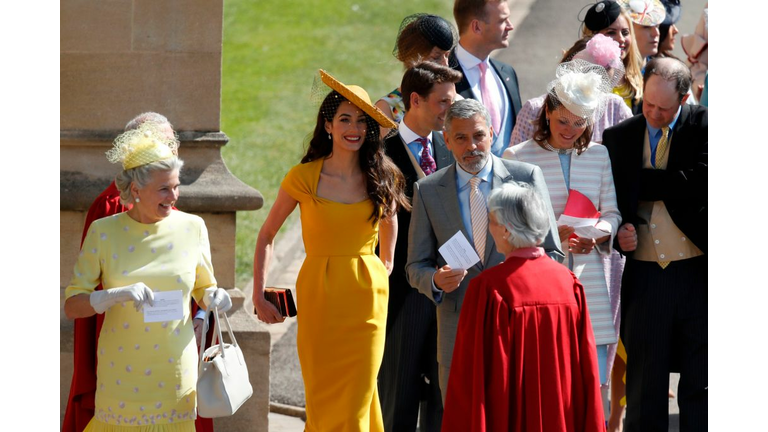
(559, 189), (605, 238)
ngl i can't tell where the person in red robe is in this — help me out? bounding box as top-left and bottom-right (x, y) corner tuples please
(442, 182), (605, 432)
(62, 114), (214, 432)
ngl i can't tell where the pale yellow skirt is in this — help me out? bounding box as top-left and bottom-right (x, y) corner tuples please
(84, 418), (195, 432)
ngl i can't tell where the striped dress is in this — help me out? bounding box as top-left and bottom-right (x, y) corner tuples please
(503, 140), (620, 345)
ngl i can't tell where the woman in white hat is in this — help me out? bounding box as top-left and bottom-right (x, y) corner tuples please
(509, 33), (632, 146)
(252, 70), (409, 432)
(503, 59), (621, 404)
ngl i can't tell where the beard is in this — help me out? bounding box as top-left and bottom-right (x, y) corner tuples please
(457, 149), (490, 174)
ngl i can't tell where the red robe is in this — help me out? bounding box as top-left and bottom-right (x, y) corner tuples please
(442, 249), (605, 432)
(62, 182), (214, 432)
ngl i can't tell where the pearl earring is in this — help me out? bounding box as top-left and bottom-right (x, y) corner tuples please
(328, 133), (332, 140)
(135, 197), (141, 203)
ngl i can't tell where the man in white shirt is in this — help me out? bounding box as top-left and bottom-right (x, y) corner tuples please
(450, 0), (522, 156)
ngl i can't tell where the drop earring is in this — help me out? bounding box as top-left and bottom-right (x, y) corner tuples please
(328, 133), (332, 140)
(135, 197), (141, 203)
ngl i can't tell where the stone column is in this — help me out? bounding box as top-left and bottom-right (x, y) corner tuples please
(60, 1), (270, 430)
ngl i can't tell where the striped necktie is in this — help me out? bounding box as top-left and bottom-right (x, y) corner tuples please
(469, 177), (487, 262)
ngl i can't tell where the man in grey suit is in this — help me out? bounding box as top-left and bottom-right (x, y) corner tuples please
(379, 62), (461, 432)
(406, 98), (563, 401)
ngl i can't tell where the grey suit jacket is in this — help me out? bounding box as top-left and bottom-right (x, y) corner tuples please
(405, 155), (563, 370)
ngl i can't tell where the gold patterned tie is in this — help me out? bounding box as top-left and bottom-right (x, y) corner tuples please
(654, 126), (670, 169)
(656, 126), (670, 269)
(469, 177), (487, 263)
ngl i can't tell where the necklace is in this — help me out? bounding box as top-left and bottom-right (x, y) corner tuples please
(543, 140), (574, 155)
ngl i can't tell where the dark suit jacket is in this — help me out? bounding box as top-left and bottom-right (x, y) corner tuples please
(449, 50), (523, 130)
(383, 131), (454, 326)
(603, 104), (708, 254)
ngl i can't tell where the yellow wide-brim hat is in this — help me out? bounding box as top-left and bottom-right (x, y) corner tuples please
(319, 69), (398, 130)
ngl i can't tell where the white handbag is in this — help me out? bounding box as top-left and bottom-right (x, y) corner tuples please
(197, 307), (253, 418)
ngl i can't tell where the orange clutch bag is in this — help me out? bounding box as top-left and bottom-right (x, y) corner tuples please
(257, 287), (297, 318)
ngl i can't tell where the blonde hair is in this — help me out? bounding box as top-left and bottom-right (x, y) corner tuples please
(583, 9), (644, 105)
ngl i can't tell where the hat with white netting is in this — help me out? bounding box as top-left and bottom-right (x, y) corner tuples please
(546, 59), (614, 126)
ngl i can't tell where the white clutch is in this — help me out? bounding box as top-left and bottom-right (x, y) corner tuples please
(197, 307), (253, 418)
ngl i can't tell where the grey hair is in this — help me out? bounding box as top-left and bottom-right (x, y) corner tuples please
(125, 112), (172, 131)
(642, 57), (692, 102)
(115, 157), (184, 205)
(488, 182), (550, 249)
(444, 98), (491, 134)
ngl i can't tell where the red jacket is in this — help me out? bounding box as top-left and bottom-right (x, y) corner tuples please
(442, 250), (605, 432)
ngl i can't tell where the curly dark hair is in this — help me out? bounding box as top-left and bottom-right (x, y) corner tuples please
(302, 91), (410, 224)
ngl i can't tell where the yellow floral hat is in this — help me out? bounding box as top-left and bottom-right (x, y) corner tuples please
(106, 121), (179, 170)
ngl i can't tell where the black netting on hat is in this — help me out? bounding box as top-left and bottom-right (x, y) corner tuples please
(581, 0), (622, 32)
(310, 72), (386, 145)
(393, 13), (458, 67)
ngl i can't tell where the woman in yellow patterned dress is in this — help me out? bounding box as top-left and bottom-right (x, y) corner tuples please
(64, 123), (233, 431)
(252, 70), (409, 431)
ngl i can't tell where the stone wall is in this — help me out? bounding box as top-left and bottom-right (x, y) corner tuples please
(61, 0), (223, 131)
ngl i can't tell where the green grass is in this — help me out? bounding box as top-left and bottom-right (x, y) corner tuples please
(221, 0), (454, 287)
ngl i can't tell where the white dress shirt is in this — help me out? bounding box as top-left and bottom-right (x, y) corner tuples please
(398, 118), (434, 166)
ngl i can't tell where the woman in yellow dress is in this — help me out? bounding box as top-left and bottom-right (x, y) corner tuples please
(252, 70), (409, 431)
(64, 122), (233, 431)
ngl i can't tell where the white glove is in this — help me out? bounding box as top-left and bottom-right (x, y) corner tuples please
(90, 283), (155, 314)
(203, 287), (232, 313)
